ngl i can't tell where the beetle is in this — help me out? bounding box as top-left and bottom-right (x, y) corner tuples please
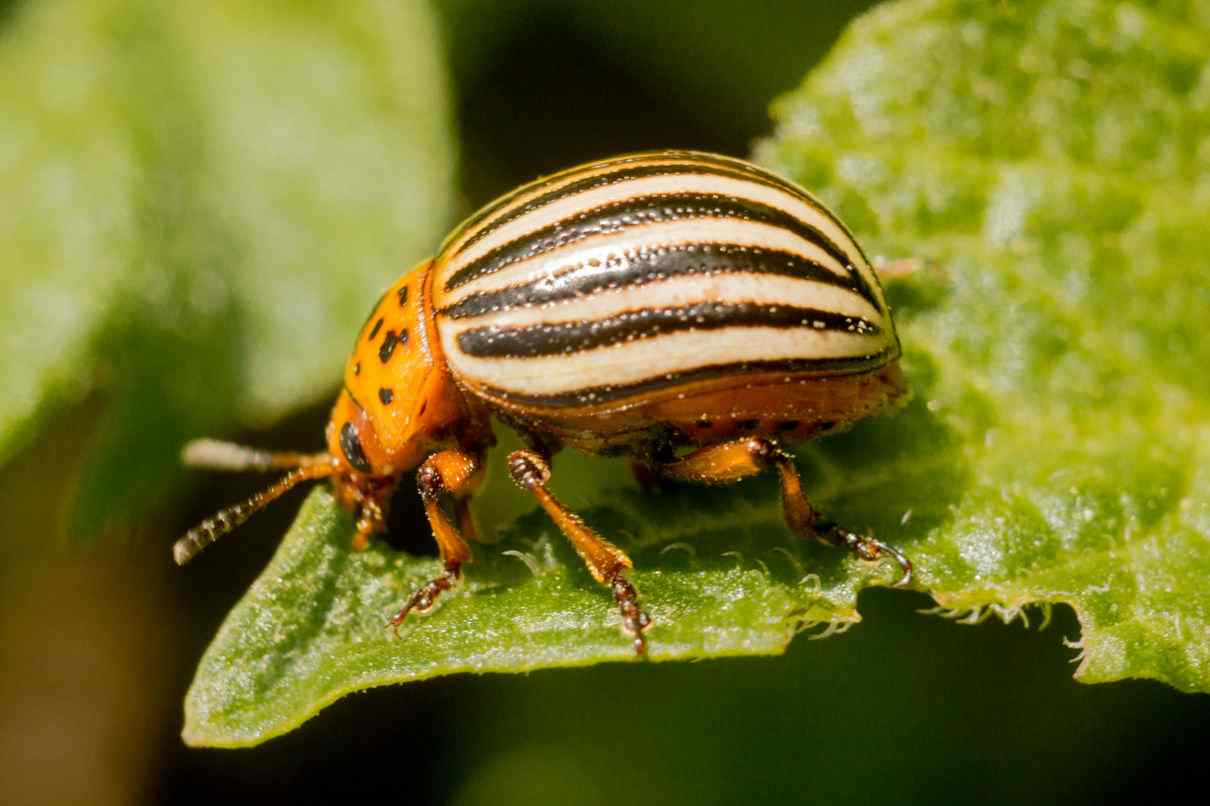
(174, 150), (912, 655)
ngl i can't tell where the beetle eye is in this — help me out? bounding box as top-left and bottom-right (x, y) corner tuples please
(339, 421), (372, 472)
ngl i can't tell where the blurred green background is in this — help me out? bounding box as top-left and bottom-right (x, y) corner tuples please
(2, 1), (1207, 804)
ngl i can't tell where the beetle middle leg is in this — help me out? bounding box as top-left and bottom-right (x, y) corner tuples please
(387, 449), (484, 631)
(657, 437), (912, 586)
(506, 449), (652, 655)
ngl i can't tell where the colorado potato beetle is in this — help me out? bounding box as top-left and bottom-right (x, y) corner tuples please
(175, 150), (911, 655)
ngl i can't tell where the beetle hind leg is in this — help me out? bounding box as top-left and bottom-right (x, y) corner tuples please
(507, 449), (652, 655)
(657, 437), (912, 586)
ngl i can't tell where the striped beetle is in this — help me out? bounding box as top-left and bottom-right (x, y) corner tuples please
(175, 150), (911, 655)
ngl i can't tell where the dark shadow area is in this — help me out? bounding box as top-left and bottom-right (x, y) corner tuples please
(441, 0), (878, 206)
(0, 0), (23, 31)
(446, 4), (719, 206)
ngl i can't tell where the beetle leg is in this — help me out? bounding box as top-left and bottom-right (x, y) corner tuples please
(454, 496), (479, 543)
(387, 449), (483, 632)
(657, 437), (912, 587)
(506, 449), (652, 656)
(352, 501), (383, 552)
(332, 473), (395, 552)
(447, 452), (487, 545)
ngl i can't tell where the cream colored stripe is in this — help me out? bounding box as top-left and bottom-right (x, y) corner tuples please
(438, 218), (851, 307)
(438, 272), (882, 334)
(443, 324), (887, 396)
(442, 172), (865, 283)
(437, 156), (706, 257)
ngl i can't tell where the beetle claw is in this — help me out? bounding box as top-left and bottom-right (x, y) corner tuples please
(815, 521), (913, 588)
(386, 564), (461, 635)
(867, 537), (914, 588)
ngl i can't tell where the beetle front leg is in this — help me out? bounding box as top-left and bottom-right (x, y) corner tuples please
(657, 437), (912, 586)
(352, 495), (388, 552)
(387, 449), (483, 631)
(506, 449), (652, 655)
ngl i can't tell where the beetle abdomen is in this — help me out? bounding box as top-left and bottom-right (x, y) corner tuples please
(431, 151), (899, 412)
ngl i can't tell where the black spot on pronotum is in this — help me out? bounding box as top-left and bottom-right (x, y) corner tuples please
(339, 421), (372, 472)
(353, 361), (361, 376)
(378, 387), (394, 405)
(379, 330), (398, 363)
(696, 418), (713, 429)
(397, 286), (409, 306)
(738, 419), (760, 430)
(368, 317), (384, 341)
(776, 420), (799, 432)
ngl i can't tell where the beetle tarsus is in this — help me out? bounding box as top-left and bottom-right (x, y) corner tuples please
(388, 562), (462, 634)
(814, 521), (913, 587)
(611, 574), (651, 656)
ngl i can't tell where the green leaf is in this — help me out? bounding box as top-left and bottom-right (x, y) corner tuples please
(184, 477), (896, 747)
(0, 1), (137, 463)
(755, 0), (1210, 687)
(184, 0), (1210, 746)
(0, 0), (456, 534)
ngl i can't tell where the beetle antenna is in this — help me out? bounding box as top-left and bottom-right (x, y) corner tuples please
(173, 459), (336, 566)
(182, 438), (328, 473)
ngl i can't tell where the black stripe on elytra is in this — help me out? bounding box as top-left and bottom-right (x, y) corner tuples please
(449, 159), (821, 261)
(685, 152), (833, 204)
(444, 153), (672, 246)
(438, 243), (862, 320)
(443, 192), (878, 309)
(456, 302), (880, 359)
(476, 350), (899, 409)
